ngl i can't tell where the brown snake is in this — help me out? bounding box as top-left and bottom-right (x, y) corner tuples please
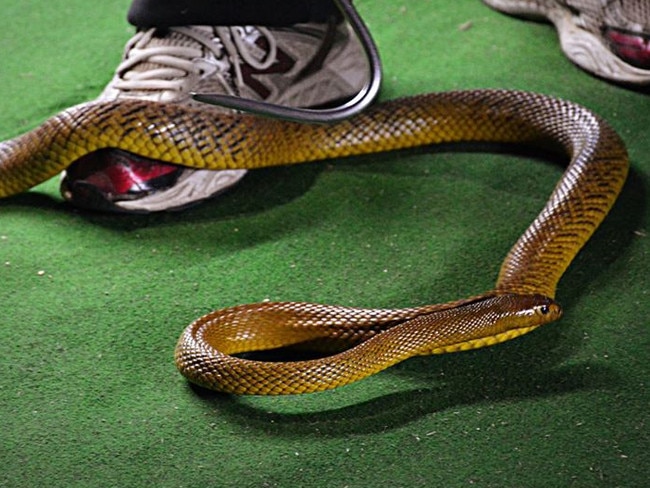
(0, 90), (628, 394)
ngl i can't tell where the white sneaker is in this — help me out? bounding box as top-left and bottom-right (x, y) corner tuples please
(61, 22), (371, 212)
(483, 0), (650, 85)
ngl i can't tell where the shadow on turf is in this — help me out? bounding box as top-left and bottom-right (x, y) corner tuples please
(2, 144), (644, 246)
(3, 151), (644, 436)
(175, 164), (645, 435)
(0, 161), (324, 227)
(186, 333), (620, 438)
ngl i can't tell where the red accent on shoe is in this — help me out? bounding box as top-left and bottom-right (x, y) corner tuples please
(605, 28), (650, 69)
(65, 149), (182, 199)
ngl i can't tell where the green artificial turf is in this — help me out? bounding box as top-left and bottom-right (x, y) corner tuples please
(1, 1), (648, 487)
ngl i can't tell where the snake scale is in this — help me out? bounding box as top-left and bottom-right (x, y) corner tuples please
(0, 90), (628, 394)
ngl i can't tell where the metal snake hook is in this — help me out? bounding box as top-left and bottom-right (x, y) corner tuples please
(191, 0), (383, 123)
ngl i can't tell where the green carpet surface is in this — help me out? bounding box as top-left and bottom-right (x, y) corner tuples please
(1, 1), (648, 487)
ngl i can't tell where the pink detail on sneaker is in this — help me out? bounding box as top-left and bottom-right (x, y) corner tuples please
(605, 28), (650, 69)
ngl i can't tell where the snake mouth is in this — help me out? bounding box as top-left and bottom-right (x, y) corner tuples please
(60, 149), (184, 212)
(604, 27), (650, 69)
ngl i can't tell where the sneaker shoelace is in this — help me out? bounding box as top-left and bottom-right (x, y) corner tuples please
(110, 25), (278, 97)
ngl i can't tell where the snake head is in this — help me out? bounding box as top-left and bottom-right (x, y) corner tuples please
(446, 293), (563, 352)
(514, 294), (563, 325)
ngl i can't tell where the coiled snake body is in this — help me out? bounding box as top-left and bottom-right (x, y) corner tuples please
(0, 90), (628, 394)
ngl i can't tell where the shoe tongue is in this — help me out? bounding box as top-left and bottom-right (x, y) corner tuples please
(190, 26), (215, 35)
(130, 28), (205, 76)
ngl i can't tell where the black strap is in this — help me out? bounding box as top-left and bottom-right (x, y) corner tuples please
(127, 0), (342, 27)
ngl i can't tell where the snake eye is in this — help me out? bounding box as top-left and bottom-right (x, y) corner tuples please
(539, 305), (550, 315)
